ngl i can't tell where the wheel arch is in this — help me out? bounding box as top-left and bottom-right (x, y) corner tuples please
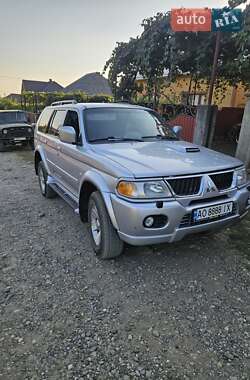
(34, 148), (49, 175)
(78, 171), (118, 229)
(34, 150), (42, 174)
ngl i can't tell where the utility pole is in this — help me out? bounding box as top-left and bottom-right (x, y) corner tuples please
(207, 31), (221, 105)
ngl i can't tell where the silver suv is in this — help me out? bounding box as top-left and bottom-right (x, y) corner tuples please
(34, 101), (250, 259)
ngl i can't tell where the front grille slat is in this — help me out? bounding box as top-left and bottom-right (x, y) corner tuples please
(180, 179), (185, 195)
(210, 172), (233, 191)
(167, 176), (201, 196)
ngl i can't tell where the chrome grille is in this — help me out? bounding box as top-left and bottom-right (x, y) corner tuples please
(209, 171), (233, 191)
(167, 176), (201, 196)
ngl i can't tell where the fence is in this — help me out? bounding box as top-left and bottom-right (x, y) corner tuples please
(158, 104), (197, 143)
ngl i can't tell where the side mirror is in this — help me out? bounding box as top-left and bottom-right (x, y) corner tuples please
(172, 125), (182, 138)
(59, 126), (76, 144)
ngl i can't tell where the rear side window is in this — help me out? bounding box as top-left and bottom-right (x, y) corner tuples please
(37, 108), (54, 133)
(48, 110), (67, 136)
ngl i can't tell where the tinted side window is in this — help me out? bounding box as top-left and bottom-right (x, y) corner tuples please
(37, 108), (54, 133)
(48, 110), (67, 136)
(64, 110), (80, 138)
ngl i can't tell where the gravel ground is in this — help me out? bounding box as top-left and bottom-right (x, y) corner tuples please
(0, 149), (250, 380)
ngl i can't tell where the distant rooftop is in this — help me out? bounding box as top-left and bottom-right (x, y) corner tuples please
(4, 93), (22, 102)
(64, 72), (112, 96)
(20, 73), (112, 96)
(22, 79), (64, 93)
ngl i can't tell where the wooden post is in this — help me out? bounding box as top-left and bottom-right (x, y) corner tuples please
(236, 93), (250, 169)
(207, 31), (221, 106)
(193, 105), (217, 147)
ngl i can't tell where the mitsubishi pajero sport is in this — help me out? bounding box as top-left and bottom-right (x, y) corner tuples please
(34, 101), (250, 259)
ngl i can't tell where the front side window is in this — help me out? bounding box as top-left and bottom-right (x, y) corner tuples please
(0, 111), (27, 125)
(64, 110), (80, 139)
(37, 108), (54, 133)
(84, 108), (178, 143)
(48, 110), (67, 136)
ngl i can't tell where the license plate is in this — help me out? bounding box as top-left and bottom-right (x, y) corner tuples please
(193, 202), (233, 222)
(14, 137), (26, 141)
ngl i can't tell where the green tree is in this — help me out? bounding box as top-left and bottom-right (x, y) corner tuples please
(136, 12), (173, 105)
(104, 2), (250, 107)
(103, 38), (140, 101)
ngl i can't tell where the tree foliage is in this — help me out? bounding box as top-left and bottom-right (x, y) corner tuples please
(104, 2), (250, 105)
(0, 97), (22, 110)
(103, 38), (140, 100)
(0, 92), (113, 113)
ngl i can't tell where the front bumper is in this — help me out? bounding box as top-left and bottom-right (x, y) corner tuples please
(110, 186), (250, 246)
(0, 137), (33, 146)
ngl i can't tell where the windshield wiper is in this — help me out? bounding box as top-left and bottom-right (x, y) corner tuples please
(142, 135), (178, 141)
(141, 135), (163, 139)
(89, 136), (143, 143)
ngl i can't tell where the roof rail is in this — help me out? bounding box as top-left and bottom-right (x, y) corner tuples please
(51, 100), (77, 106)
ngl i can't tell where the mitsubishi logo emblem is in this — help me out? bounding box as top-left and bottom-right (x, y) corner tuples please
(204, 176), (217, 194)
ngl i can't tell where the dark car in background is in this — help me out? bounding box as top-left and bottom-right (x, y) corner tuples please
(0, 110), (34, 151)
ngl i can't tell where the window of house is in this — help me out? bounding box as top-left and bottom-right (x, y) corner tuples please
(181, 92), (206, 106)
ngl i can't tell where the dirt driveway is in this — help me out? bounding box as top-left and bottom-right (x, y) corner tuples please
(0, 149), (249, 380)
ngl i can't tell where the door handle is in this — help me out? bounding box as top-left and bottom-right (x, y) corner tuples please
(57, 146), (61, 151)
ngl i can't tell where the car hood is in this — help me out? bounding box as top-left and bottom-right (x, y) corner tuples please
(0, 123), (30, 131)
(91, 140), (243, 178)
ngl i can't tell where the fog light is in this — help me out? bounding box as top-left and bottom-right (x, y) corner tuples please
(143, 215), (168, 228)
(144, 216), (154, 228)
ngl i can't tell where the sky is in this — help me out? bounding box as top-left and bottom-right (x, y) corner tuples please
(0, 0), (227, 96)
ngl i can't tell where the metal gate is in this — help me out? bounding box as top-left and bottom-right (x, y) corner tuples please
(160, 104), (197, 143)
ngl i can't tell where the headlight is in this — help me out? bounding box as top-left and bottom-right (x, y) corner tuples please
(28, 127), (33, 133)
(117, 180), (172, 199)
(235, 167), (247, 187)
(2, 129), (8, 135)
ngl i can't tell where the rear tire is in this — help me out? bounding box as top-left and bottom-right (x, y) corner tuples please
(88, 191), (124, 259)
(37, 161), (57, 198)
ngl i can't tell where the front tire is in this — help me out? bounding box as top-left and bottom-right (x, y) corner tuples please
(37, 161), (57, 198)
(88, 191), (124, 259)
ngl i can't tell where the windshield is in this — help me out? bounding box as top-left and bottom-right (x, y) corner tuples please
(84, 108), (178, 143)
(0, 112), (27, 125)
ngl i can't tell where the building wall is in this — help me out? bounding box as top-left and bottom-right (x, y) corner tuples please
(136, 75), (247, 108)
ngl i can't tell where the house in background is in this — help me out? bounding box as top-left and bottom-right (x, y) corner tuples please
(20, 72), (112, 97)
(21, 79), (64, 93)
(2, 73), (112, 112)
(136, 73), (247, 108)
(4, 93), (22, 103)
(64, 72), (112, 96)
